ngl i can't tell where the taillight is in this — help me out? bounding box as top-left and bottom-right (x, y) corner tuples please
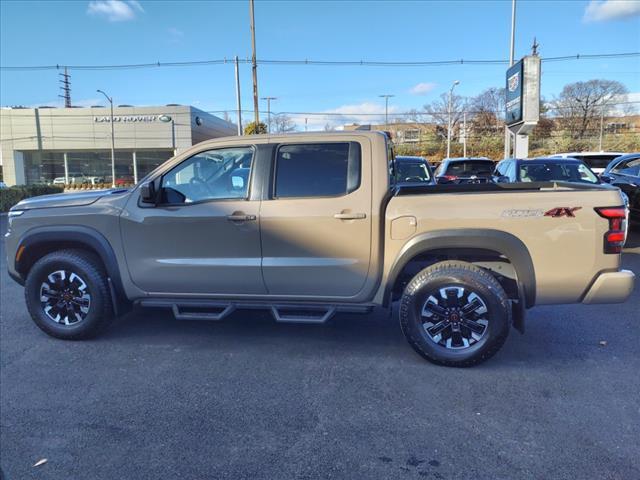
(594, 206), (627, 254)
(443, 175), (458, 181)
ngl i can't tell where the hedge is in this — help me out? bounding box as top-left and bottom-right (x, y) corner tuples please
(0, 184), (64, 212)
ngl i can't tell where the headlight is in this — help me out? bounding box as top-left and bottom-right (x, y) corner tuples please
(7, 210), (24, 229)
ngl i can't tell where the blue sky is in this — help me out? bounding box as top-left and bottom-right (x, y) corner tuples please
(1, 0), (639, 128)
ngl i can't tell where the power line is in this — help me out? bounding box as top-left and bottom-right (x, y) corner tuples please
(4, 100), (636, 120)
(1, 52), (638, 71)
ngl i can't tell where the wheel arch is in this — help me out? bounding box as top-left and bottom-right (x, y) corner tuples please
(385, 229), (536, 309)
(15, 225), (130, 314)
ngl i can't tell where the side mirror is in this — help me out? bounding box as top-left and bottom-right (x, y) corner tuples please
(139, 181), (157, 204)
(599, 173), (612, 183)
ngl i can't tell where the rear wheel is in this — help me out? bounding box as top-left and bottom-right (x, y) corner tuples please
(25, 249), (113, 340)
(399, 261), (511, 367)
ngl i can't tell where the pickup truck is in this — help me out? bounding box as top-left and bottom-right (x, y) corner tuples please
(5, 132), (635, 366)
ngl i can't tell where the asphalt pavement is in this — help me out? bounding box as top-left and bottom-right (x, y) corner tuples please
(1, 215), (639, 480)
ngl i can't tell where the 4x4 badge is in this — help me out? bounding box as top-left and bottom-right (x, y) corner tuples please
(544, 207), (582, 218)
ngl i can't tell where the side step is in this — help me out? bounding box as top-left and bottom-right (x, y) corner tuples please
(137, 299), (372, 323)
(172, 303), (235, 321)
(271, 306), (335, 324)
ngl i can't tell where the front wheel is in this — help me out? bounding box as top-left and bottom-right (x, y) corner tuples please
(24, 249), (114, 340)
(399, 261), (511, 367)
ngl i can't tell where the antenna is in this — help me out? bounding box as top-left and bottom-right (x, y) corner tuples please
(531, 37), (540, 56)
(58, 67), (71, 107)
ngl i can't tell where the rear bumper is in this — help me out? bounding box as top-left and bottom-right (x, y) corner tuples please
(582, 270), (635, 304)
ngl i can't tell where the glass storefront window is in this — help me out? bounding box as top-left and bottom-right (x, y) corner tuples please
(136, 151), (173, 179)
(20, 149), (174, 185)
(23, 151), (65, 184)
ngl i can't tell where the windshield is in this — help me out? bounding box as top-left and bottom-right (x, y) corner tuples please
(396, 162), (431, 183)
(519, 162), (598, 184)
(445, 161), (494, 176)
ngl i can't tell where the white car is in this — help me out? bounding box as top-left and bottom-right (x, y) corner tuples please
(548, 152), (625, 175)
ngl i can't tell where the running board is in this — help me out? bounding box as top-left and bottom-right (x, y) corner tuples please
(137, 298), (372, 323)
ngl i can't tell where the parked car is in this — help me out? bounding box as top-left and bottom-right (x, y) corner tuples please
(52, 174), (104, 186)
(6, 132), (634, 367)
(548, 152), (625, 175)
(115, 175), (135, 186)
(494, 158), (599, 184)
(394, 156), (435, 185)
(434, 157), (495, 184)
(600, 153), (640, 225)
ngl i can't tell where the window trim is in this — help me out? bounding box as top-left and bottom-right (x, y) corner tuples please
(156, 145), (257, 207)
(270, 141), (362, 200)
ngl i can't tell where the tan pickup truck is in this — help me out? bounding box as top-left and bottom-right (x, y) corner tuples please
(5, 131), (635, 366)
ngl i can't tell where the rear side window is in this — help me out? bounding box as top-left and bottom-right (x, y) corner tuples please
(445, 161), (494, 176)
(274, 142), (361, 198)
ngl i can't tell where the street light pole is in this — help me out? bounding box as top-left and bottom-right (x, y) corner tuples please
(599, 102), (606, 151)
(234, 55), (243, 135)
(504, 0), (517, 158)
(261, 96), (277, 133)
(97, 89), (116, 188)
(447, 81), (460, 159)
(463, 111), (467, 157)
(379, 94), (394, 128)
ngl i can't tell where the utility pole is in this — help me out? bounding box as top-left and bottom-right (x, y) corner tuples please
(447, 80), (460, 159)
(379, 94), (394, 128)
(504, 0), (517, 158)
(234, 56), (243, 135)
(96, 89), (116, 188)
(249, 0), (260, 126)
(305, 118), (308, 132)
(261, 96), (277, 133)
(58, 67), (71, 107)
(463, 111), (467, 157)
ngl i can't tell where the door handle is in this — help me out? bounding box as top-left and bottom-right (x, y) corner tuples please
(333, 212), (366, 220)
(227, 213), (257, 222)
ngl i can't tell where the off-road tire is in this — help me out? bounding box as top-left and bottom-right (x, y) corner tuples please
(399, 261), (511, 367)
(25, 249), (113, 340)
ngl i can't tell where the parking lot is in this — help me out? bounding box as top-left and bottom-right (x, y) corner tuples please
(1, 215), (638, 480)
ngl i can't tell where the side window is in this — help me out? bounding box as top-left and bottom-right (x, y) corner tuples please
(612, 158), (639, 176)
(274, 142), (361, 198)
(161, 147), (253, 204)
(505, 162), (516, 181)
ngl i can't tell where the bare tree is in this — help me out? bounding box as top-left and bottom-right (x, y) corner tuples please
(271, 114), (296, 134)
(423, 92), (467, 140)
(552, 79), (628, 139)
(469, 87), (505, 134)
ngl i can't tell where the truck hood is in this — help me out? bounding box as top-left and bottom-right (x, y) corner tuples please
(11, 189), (130, 211)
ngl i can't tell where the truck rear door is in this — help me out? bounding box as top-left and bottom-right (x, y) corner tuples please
(259, 140), (372, 298)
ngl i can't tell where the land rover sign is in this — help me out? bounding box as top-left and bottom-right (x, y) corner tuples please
(505, 60), (524, 126)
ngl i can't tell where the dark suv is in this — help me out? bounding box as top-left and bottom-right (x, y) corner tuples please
(434, 158), (495, 184)
(394, 156), (435, 185)
(600, 153), (640, 224)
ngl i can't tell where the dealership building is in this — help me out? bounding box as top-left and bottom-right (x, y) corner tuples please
(0, 105), (237, 186)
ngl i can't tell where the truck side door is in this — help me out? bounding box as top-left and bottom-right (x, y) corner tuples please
(259, 140), (372, 298)
(120, 145), (266, 295)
